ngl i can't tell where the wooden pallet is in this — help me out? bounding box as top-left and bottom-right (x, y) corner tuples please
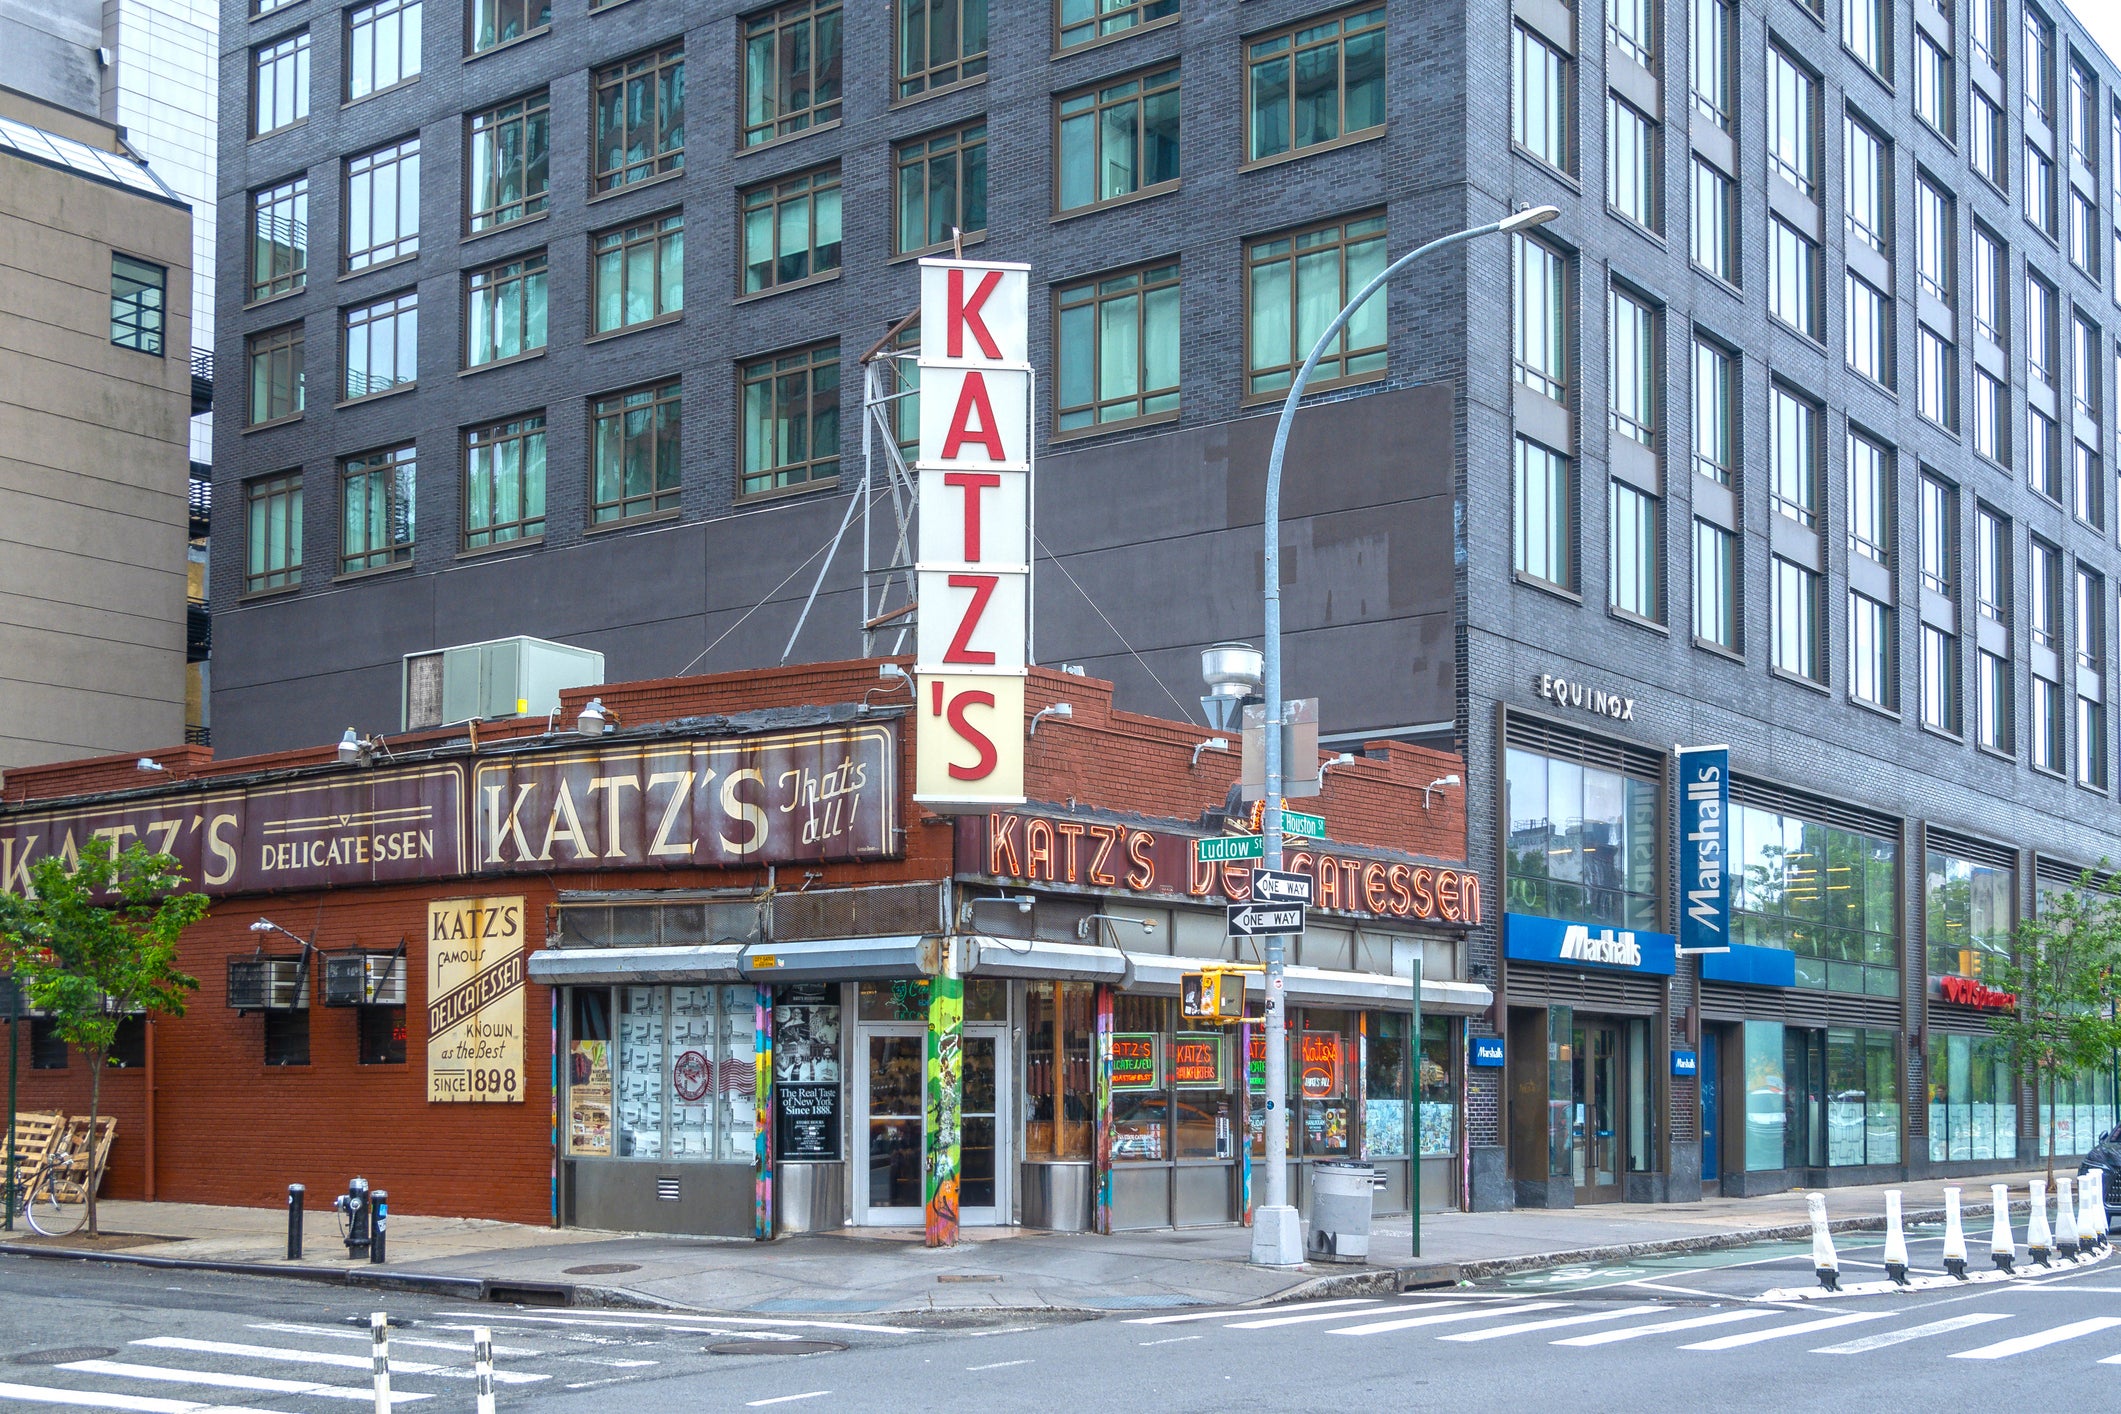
(5, 1111), (62, 1174)
(53, 1116), (115, 1201)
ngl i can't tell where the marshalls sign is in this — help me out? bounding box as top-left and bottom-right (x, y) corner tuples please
(914, 258), (1032, 809)
(427, 895), (528, 1102)
(1676, 745), (1730, 955)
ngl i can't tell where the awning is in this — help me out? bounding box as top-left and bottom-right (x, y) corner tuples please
(527, 935), (939, 986)
(967, 936), (1128, 981)
(968, 939), (1492, 1013)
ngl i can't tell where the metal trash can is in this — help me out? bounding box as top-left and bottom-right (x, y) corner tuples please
(1307, 1160), (1375, 1264)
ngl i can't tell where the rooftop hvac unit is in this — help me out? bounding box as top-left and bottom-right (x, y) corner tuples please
(402, 635), (604, 731)
(228, 956), (310, 1011)
(323, 952), (408, 1007)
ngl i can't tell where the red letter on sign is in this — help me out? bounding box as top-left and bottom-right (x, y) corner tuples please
(945, 689), (998, 780)
(944, 573), (999, 664)
(947, 268), (1004, 359)
(943, 470), (1001, 560)
(941, 373), (1007, 461)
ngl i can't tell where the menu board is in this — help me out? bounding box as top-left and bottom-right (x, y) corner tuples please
(1112, 1033), (1160, 1090)
(1299, 1032), (1345, 1099)
(567, 1040), (611, 1156)
(1171, 1032), (1224, 1089)
(774, 982), (843, 1162)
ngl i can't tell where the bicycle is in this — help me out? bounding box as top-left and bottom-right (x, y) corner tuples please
(4, 1136), (91, 1238)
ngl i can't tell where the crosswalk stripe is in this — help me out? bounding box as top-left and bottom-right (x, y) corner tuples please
(249, 1323), (543, 1357)
(1813, 1313), (2013, 1354)
(1949, 1317), (2121, 1360)
(1552, 1309), (1769, 1347)
(132, 1338), (547, 1384)
(437, 1310), (917, 1336)
(59, 1359), (430, 1403)
(1124, 1299), (1379, 1326)
(1679, 1312), (1888, 1351)
(1226, 1302), (1450, 1330)
(1329, 1301), (1570, 1336)
(0, 1380), (305, 1414)
(1439, 1305), (1671, 1342)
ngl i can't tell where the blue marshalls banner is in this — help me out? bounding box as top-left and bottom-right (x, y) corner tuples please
(1676, 745), (1731, 955)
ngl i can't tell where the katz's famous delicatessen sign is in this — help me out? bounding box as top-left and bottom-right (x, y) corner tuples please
(0, 723), (899, 898)
(958, 811), (1483, 927)
(428, 896), (528, 1104)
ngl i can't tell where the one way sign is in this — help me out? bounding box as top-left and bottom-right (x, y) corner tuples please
(1227, 903), (1304, 937)
(1250, 868), (1314, 905)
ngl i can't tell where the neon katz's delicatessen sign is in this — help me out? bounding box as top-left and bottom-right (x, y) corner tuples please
(958, 812), (1483, 927)
(0, 723), (900, 898)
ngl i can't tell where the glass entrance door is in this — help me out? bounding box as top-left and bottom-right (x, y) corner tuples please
(1571, 1022), (1625, 1202)
(1700, 1037), (1721, 1184)
(854, 1024), (1008, 1226)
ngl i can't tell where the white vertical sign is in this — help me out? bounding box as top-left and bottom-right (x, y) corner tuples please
(914, 259), (1032, 809)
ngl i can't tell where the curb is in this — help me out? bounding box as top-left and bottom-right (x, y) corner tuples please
(0, 1243), (540, 1304)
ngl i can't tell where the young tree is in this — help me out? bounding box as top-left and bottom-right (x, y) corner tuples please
(1984, 867), (2121, 1185)
(0, 839), (206, 1236)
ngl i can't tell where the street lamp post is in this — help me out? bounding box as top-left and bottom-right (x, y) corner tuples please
(1249, 204), (1560, 1268)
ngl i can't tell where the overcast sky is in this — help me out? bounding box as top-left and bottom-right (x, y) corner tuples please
(2078, 5), (2121, 74)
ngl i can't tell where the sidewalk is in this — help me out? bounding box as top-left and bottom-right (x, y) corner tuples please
(0, 1168), (2080, 1319)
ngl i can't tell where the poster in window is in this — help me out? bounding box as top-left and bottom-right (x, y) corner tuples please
(1171, 1032), (1224, 1089)
(426, 896), (527, 1103)
(773, 982), (843, 1085)
(568, 1039), (611, 1155)
(1112, 1033), (1160, 1090)
(1299, 1032), (1344, 1099)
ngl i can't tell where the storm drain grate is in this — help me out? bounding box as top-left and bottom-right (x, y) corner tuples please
(563, 1263), (642, 1276)
(709, 1341), (848, 1357)
(12, 1348), (118, 1366)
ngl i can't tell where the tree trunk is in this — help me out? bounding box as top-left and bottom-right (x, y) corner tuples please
(85, 1048), (103, 1238)
(2045, 1066), (2057, 1188)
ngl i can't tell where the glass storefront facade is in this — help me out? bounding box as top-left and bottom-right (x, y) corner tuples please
(2038, 1069), (2118, 1158)
(565, 984), (756, 1161)
(1734, 1020), (1899, 1170)
(1729, 803), (1898, 996)
(1504, 747), (1658, 929)
(1926, 850), (2013, 983)
(1927, 1033), (2018, 1162)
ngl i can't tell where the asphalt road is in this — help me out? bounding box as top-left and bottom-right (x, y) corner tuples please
(6, 1239), (2121, 1413)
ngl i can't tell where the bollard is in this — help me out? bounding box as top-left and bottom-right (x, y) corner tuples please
(2028, 1179), (2054, 1267)
(1941, 1186), (1969, 1279)
(1989, 1183), (2015, 1272)
(370, 1311), (390, 1414)
(1883, 1190), (1911, 1285)
(1808, 1192), (1840, 1292)
(2078, 1173), (2103, 1253)
(2092, 1171), (2110, 1248)
(287, 1184), (305, 1262)
(473, 1326), (495, 1414)
(2057, 1178), (2080, 1261)
(370, 1190), (387, 1265)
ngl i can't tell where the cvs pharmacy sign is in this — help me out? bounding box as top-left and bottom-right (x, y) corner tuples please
(914, 260), (1032, 809)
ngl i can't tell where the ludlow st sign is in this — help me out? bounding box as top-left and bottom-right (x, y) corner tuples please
(0, 723), (900, 898)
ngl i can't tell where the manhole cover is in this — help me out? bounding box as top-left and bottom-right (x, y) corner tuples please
(708, 1341), (848, 1357)
(12, 1348), (118, 1366)
(563, 1263), (641, 1276)
(937, 1274), (1001, 1284)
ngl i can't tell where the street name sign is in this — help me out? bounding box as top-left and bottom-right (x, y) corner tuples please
(1227, 903), (1304, 937)
(1279, 808), (1325, 839)
(1195, 835), (1264, 864)
(1250, 868), (1314, 905)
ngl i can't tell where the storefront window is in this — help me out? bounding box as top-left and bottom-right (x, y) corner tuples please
(1364, 1013), (1410, 1158)
(856, 978), (1006, 1022)
(1024, 981), (1095, 1160)
(1787, 1025), (1898, 1167)
(1300, 1009), (1354, 1156)
(569, 984), (756, 1162)
(1742, 1020), (1785, 1171)
(1928, 1033), (2017, 1162)
(2038, 1067), (2116, 1157)
(1504, 748), (1658, 930)
(1419, 1016), (1456, 1157)
(1926, 850), (2013, 984)
(1172, 1029), (1235, 1159)
(1111, 994), (1170, 1161)
(1730, 804), (1898, 995)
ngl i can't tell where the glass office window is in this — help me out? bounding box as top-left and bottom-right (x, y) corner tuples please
(894, 123), (985, 255)
(1245, 7), (1384, 163)
(1608, 480), (1659, 622)
(1057, 65), (1179, 211)
(1246, 214), (1386, 396)
(1503, 746), (1659, 929)
(250, 177), (308, 301)
(464, 413), (546, 548)
(340, 444), (415, 573)
(740, 342), (840, 496)
(591, 379), (682, 524)
(245, 472), (302, 593)
(897, 0), (986, 99)
(1730, 803), (1898, 994)
(466, 252), (547, 367)
(1055, 262), (1180, 432)
(468, 92), (550, 232)
(592, 213), (683, 334)
(741, 166), (842, 293)
(1513, 438), (1572, 589)
(742, 1), (843, 147)
(345, 137), (419, 272)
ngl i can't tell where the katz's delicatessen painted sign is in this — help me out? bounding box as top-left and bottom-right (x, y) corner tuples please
(958, 811), (1483, 926)
(0, 723), (899, 898)
(427, 896), (528, 1103)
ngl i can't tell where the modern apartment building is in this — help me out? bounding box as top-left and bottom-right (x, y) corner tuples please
(0, 87), (196, 772)
(210, 0), (2121, 1210)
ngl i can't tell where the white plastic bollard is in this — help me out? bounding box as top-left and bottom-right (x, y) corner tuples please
(1942, 1185), (1969, 1279)
(2093, 1171), (2110, 1248)
(1808, 1192), (1840, 1291)
(2028, 1179), (2054, 1266)
(1883, 1189), (1910, 1285)
(2078, 1173), (2103, 1253)
(2057, 1175), (2081, 1259)
(1989, 1182), (2016, 1272)
(473, 1326), (494, 1414)
(370, 1312), (390, 1414)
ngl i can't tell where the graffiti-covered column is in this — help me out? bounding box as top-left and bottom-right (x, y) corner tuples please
(1092, 984), (1114, 1235)
(753, 984), (774, 1240)
(924, 976), (965, 1247)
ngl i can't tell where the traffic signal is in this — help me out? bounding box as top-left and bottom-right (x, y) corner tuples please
(1180, 967), (1247, 1022)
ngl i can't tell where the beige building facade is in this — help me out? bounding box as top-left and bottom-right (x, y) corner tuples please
(0, 85), (192, 775)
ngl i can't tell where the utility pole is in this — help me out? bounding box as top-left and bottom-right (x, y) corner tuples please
(1250, 204), (1560, 1268)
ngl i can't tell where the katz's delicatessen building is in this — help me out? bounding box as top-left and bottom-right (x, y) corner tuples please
(0, 659), (1487, 1241)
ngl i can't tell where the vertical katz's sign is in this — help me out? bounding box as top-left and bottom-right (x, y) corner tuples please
(1676, 746), (1731, 955)
(914, 258), (1031, 810)
(428, 896), (528, 1103)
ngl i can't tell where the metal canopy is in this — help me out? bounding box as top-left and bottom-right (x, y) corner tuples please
(527, 935), (939, 987)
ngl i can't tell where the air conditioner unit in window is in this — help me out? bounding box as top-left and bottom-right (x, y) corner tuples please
(229, 957), (308, 1011)
(324, 953), (407, 1007)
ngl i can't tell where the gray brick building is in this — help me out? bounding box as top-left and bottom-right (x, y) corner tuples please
(212, 0), (2121, 1210)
